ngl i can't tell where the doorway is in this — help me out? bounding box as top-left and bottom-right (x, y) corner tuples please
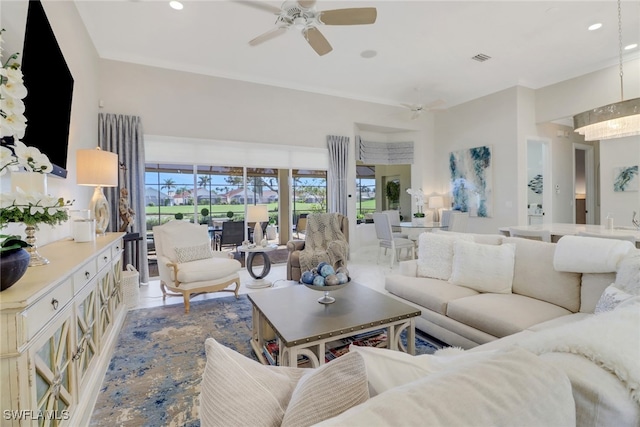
(526, 139), (551, 225)
(573, 144), (595, 224)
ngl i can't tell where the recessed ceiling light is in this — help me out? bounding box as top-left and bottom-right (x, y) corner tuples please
(588, 23), (602, 31)
(360, 50), (377, 59)
(169, 1), (183, 10)
(624, 43), (638, 50)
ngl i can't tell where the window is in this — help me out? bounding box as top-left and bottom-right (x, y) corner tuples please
(292, 169), (327, 225)
(356, 165), (376, 220)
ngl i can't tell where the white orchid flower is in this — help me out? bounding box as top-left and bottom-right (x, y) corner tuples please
(29, 205), (45, 215)
(0, 113), (27, 138)
(2, 96), (25, 115)
(31, 153), (53, 173)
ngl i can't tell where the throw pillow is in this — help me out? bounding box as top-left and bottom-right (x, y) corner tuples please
(200, 338), (368, 427)
(174, 242), (214, 263)
(614, 249), (640, 295)
(281, 351), (369, 427)
(450, 240), (516, 294)
(595, 284), (636, 314)
(417, 232), (474, 280)
(315, 348), (575, 427)
(349, 344), (497, 397)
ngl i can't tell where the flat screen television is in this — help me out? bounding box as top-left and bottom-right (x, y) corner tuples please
(11, 0), (74, 179)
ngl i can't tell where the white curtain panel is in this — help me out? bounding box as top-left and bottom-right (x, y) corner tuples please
(99, 113), (149, 284)
(327, 135), (349, 216)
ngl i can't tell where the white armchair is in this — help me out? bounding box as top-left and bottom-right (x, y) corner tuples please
(153, 221), (241, 313)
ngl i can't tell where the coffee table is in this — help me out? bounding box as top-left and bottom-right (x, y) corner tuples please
(248, 283), (421, 367)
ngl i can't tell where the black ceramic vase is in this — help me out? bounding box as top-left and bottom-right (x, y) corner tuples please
(0, 248), (30, 291)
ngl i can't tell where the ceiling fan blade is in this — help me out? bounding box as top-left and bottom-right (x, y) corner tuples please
(234, 0), (282, 15)
(297, 0), (316, 9)
(249, 27), (287, 46)
(319, 8), (377, 25)
(400, 103), (415, 110)
(410, 111), (421, 120)
(304, 27), (333, 56)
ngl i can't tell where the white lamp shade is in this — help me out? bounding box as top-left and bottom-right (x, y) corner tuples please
(76, 148), (118, 187)
(429, 196), (444, 209)
(247, 205), (269, 223)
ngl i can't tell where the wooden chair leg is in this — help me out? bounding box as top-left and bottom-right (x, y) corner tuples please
(183, 293), (190, 314)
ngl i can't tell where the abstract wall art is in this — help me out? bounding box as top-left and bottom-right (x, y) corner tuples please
(449, 145), (493, 217)
(613, 165), (639, 192)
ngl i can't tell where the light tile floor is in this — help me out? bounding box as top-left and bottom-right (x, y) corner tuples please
(137, 245), (411, 310)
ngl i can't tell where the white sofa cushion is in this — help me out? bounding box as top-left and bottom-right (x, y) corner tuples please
(447, 293), (572, 338)
(553, 235), (635, 273)
(349, 344), (497, 396)
(316, 348), (575, 427)
(503, 237), (581, 312)
(175, 257), (241, 284)
(450, 240), (516, 294)
(200, 338), (369, 427)
(417, 232), (473, 280)
(385, 275), (478, 315)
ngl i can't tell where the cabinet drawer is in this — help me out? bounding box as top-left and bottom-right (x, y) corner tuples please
(97, 249), (112, 270)
(73, 260), (98, 293)
(112, 239), (123, 259)
(24, 279), (74, 340)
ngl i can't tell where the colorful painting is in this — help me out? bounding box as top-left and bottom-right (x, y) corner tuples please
(613, 165), (639, 192)
(449, 146), (493, 217)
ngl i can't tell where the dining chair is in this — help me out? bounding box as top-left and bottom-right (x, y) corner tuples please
(381, 210), (408, 238)
(577, 231), (636, 245)
(509, 227), (552, 243)
(216, 221), (246, 252)
(440, 210), (452, 228)
(372, 212), (415, 267)
(448, 212), (470, 232)
(295, 215), (308, 239)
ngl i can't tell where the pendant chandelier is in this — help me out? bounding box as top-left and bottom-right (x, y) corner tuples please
(573, 0), (640, 141)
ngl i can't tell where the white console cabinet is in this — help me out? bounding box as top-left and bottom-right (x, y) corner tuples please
(1, 233), (125, 427)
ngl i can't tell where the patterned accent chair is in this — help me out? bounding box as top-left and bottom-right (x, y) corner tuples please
(153, 221), (241, 313)
(286, 214), (349, 281)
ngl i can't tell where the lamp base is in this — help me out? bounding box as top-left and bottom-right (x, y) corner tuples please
(253, 222), (263, 245)
(89, 186), (110, 235)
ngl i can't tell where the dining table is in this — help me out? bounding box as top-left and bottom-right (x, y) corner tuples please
(498, 223), (640, 247)
(394, 221), (448, 241)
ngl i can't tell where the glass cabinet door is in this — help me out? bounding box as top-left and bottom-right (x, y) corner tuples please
(74, 287), (97, 385)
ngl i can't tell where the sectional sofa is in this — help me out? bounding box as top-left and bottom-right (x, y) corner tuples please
(199, 232), (639, 427)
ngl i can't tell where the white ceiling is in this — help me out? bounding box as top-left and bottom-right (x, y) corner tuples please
(74, 0), (640, 109)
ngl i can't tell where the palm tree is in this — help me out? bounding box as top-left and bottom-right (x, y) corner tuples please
(161, 178), (176, 206)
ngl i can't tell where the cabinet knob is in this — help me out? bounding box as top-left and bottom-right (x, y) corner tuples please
(103, 256), (108, 262)
(85, 271), (91, 279)
(51, 298), (59, 310)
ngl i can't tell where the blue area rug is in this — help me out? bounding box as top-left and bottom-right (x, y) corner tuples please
(90, 294), (439, 426)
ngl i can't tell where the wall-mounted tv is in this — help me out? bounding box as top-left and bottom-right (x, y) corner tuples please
(20, 0), (74, 178)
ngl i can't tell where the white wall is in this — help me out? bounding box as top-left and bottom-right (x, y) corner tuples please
(434, 87), (519, 234)
(599, 136), (640, 226)
(1, 2), (101, 245)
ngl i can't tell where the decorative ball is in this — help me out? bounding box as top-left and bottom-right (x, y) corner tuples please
(336, 272), (348, 284)
(301, 271), (315, 284)
(336, 266), (349, 277)
(324, 274), (340, 286)
(311, 268), (318, 276)
(312, 275), (326, 286)
(320, 264), (335, 277)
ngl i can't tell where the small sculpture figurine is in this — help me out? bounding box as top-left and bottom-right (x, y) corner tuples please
(119, 187), (135, 232)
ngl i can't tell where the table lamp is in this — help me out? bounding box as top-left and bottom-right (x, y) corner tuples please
(76, 147), (118, 235)
(247, 205), (269, 245)
(429, 196), (444, 222)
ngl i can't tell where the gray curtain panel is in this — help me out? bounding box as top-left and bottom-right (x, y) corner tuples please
(98, 113), (149, 284)
(327, 135), (349, 216)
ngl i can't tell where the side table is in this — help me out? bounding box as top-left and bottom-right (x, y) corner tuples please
(238, 245), (277, 289)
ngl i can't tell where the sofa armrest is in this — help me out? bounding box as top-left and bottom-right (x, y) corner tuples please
(399, 259), (418, 277)
(287, 240), (305, 252)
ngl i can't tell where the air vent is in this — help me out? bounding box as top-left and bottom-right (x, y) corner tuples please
(471, 53), (491, 62)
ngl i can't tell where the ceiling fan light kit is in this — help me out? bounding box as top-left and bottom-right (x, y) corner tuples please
(572, 0), (640, 141)
(246, 0), (377, 56)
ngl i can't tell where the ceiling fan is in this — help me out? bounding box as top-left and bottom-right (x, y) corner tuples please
(241, 0), (377, 56)
(400, 99), (446, 120)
